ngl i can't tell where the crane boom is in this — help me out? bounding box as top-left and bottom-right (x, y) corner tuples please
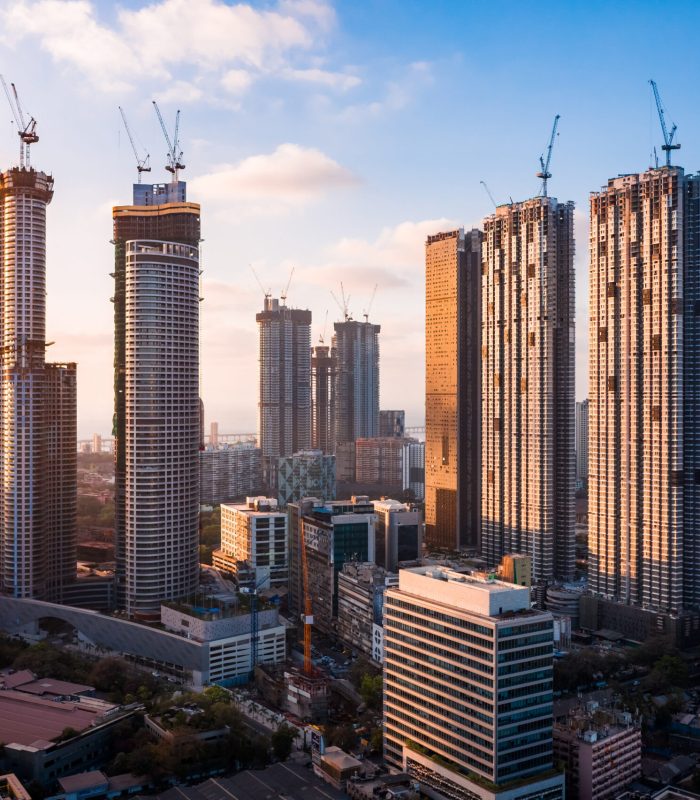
(480, 180), (497, 209)
(281, 266), (295, 306)
(250, 264), (271, 301)
(363, 283), (378, 322)
(649, 79), (680, 167)
(118, 106), (151, 182)
(536, 114), (560, 197)
(0, 76), (38, 168)
(152, 100), (185, 180)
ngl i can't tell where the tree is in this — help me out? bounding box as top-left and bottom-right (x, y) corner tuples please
(369, 728), (383, 753)
(204, 685), (231, 705)
(359, 674), (382, 710)
(271, 724), (296, 761)
(90, 657), (128, 695)
(326, 724), (356, 752)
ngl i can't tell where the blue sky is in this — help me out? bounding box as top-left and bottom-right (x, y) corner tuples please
(1, 0), (698, 436)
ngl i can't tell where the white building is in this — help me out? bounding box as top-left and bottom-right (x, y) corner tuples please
(214, 497), (288, 589)
(384, 566), (563, 800)
(372, 499), (422, 571)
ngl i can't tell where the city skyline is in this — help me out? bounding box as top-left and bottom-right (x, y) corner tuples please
(2, 0), (700, 436)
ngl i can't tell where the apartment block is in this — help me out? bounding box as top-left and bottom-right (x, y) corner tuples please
(383, 566), (563, 799)
(402, 439), (425, 501)
(334, 320), (380, 445)
(379, 410), (405, 438)
(199, 443), (262, 506)
(337, 562), (395, 659)
(373, 498), (422, 571)
(311, 344), (336, 454)
(589, 167), (700, 613)
(355, 437), (409, 488)
(214, 498), (288, 589)
(482, 198), (575, 583)
(575, 399), (589, 484)
(277, 450), (335, 507)
(425, 228), (482, 551)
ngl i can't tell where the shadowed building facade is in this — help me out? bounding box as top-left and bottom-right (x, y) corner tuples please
(481, 198), (575, 583)
(112, 182), (201, 617)
(424, 228), (482, 551)
(311, 343), (336, 454)
(589, 167), (700, 613)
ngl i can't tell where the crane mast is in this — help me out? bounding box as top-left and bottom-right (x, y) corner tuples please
(649, 79), (680, 167)
(536, 114), (560, 197)
(1, 76), (39, 168)
(118, 106), (151, 183)
(152, 100), (185, 181)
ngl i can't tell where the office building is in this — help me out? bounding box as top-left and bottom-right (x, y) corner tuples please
(337, 562), (394, 661)
(575, 399), (589, 484)
(277, 450), (335, 507)
(554, 705), (641, 800)
(402, 439), (425, 501)
(298, 501), (375, 633)
(373, 498), (422, 570)
(482, 198), (575, 583)
(355, 437), (407, 488)
(589, 167), (700, 613)
(383, 566), (563, 800)
(311, 343), (336, 454)
(335, 441), (356, 482)
(257, 297), (312, 487)
(214, 497), (288, 589)
(333, 319), (380, 445)
(425, 228), (482, 551)
(0, 163), (78, 600)
(45, 363), (78, 602)
(199, 443), (262, 506)
(498, 553), (532, 588)
(112, 180), (200, 617)
(379, 410), (405, 438)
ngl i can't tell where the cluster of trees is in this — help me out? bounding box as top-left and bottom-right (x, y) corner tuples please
(199, 507), (221, 565)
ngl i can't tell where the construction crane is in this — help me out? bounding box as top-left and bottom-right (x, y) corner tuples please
(118, 106), (151, 183)
(536, 114), (560, 197)
(649, 79), (680, 167)
(318, 309), (329, 345)
(242, 574), (273, 676)
(300, 522), (314, 677)
(480, 180), (498, 209)
(363, 283), (378, 322)
(281, 266), (295, 306)
(152, 100), (185, 180)
(0, 76), (38, 168)
(330, 283), (352, 322)
(250, 264), (271, 302)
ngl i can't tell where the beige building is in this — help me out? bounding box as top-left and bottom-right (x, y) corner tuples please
(383, 566), (564, 800)
(499, 553), (532, 587)
(481, 198), (575, 583)
(425, 229), (482, 551)
(589, 167), (700, 613)
(214, 497), (288, 589)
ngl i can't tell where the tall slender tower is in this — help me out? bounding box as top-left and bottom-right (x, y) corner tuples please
(481, 198), (575, 583)
(424, 228), (482, 550)
(311, 343), (336, 454)
(575, 399), (589, 484)
(257, 297), (312, 488)
(112, 181), (201, 617)
(589, 167), (700, 613)
(333, 319), (380, 445)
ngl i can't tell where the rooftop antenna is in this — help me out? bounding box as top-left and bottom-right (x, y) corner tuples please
(118, 106), (151, 183)
(0, 76), (38, 168)
(280, 266), (295, 306)
(480, 180), (498, 209)
(363, 283), (378, 322)
(250, 265), (271, 302)
(152, 100), (185, 181)
(649, 79), (680, 167)
(536, 114), (560, 197)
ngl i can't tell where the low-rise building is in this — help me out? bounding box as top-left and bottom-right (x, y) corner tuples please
(317, 747), (363, 791)
(553, 704), (641, 800)
(498, 553), (532, 587)
(277, 450), (335, 507)
(337, 562), (396, 660)
(213, 497), (288, 589)
(0, 774), (31, 800)
(199, 443), (262, 506)
(373, 499), (422, 571)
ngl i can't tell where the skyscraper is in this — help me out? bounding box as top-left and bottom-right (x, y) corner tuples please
(481, 198), (575, 583)
(424, 228), (482, 550)
(383, 566), (563, 800)
(333, 319), (380, 445)
(311, 343), (335, 454)
(112, 181), (201, 617)
(575, 399), (589, 484)
(257, 297), (312, 486)
(0, 160), (77, 600)
(589, 167), (700, 613)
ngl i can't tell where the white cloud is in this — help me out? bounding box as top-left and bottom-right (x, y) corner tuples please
(1, 0), (334, 92)
(221, 69), (255, 96)
(281, 67), (360, 91)
(189, 143), (359, 209)
(157, 79), (203, 104)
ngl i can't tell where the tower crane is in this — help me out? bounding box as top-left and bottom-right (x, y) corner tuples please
(536, 114), (560, 197)
(250, 265), (271, 302)
(281, 266), (295, 306)
(649, 79), (680, 167)
(330, 283), (352, 321)
(152, 100), (185, 181)
(363, 283), (378, 322)
(300, 523), (314, 677)
(118, 106), (151, 183)
(0, 76), (38, 168)
(242, 574), (275, 677)
(319, 309), (328, 345)
(480, 180), (498, 209)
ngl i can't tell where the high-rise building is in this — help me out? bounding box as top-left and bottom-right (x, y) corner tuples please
(383, 566), (563, 800)
(575, 399), (589, 484)
(589, 167), (700, 613)
(213, 497), (288, 589)
(210, 421), (219, 447)
(112, 181), (201, 617)
(199, 442), (262, 506)
(401, 439), (425, 501)
(276, 449), (335, 507)
(425, 228), (482, 551)
(379, 409), (405, 438)
(481, 199), (575, 583)
(337, 561), (393, 660)
(333, 319), (380, 445)
(257, 297), (312, 487)
(45, 363), (77, 602)
(355, 437), (408, 488)
(311, 343), (336, 454)
(92, 433), (102, 455)
(372, 498), (422, 570)
(0, 164), (77, 600)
